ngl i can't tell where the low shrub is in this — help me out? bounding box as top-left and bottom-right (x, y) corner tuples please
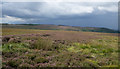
(32, 39), (53, 50)
(7, 59), (22, 67)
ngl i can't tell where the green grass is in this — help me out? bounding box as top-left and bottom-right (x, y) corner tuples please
(2, 28), (119, 68)
(2, 43), (30, 52)
(31, 39), (53, 50)
(2, 36), (119, 68)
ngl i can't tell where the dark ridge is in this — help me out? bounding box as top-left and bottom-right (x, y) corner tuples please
(2, 23), (119, 33)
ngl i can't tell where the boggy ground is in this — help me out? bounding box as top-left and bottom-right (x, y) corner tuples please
(1, 28), (120, 68)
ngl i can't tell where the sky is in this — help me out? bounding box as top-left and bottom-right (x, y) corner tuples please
(0, 0), (118, 30)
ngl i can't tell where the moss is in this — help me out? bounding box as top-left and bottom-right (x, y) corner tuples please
(34, 57), (49, 63)
(2, 43), (29, 53)
(85, 59), (99, 67)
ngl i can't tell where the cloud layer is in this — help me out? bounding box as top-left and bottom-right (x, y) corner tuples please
(3, 0), (119, 2)
(2, 2), (117, 18)
(1, 2), (118, 30)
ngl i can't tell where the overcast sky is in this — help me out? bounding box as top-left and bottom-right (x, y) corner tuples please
(1, 1), (118, 30)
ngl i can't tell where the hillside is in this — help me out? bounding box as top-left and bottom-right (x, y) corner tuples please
(2, 24), (118, 33)
(2, 27), (119, 68)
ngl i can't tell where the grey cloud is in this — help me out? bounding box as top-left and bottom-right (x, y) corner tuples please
(1, 2), (118, 30)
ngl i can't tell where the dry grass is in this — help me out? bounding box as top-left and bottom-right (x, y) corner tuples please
(2, 28), (111, 43)
(2, 28), (119, 68)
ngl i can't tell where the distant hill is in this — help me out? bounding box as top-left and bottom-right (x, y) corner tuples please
(2, 24), (119, 33)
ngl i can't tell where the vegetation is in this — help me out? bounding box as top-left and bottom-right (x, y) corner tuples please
(2, 24), (119, 33)
(2, 27), (120, 68)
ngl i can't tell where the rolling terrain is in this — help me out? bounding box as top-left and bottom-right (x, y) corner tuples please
(2, 24), (119, 33)
(1, 24), (120, 68)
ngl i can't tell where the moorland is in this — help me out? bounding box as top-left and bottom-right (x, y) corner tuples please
(1, 24), (120, 68)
